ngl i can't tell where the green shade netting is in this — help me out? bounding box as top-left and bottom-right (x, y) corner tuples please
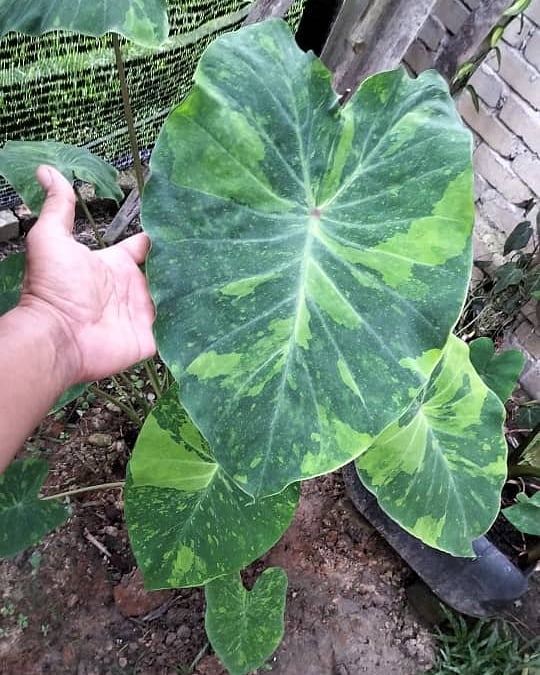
(0, 0), (305, 205)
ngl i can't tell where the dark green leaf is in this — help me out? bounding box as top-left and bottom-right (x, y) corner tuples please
(0, 0), (169, 48)
(50, 384), (88, 414)
(503, 491), (540, 535)
(124, 385), (299, 588)
(0, 141), (123, 214)
(493, 263), (524, 293)
(0, 253), (24, 315)
(503, 221), (532, 256)
(469, 337), (524, 402)
(515, 404), (540, 431)
(205, 568), (288, 675)
(142, 19), (474, 498)
(0, 458), (69, 558)
(356, 336), (507, 556)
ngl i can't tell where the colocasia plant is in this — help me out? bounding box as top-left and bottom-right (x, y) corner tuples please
(0, 11), (515, 674)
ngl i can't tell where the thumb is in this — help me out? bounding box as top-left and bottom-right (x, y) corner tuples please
(30, 165), (76, 239)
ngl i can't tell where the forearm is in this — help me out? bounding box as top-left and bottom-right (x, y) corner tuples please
(0, 305), (75, 473)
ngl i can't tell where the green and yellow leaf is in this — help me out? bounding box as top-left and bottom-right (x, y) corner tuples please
(142, 19), (474, 498)
(124, 385), (299, 588)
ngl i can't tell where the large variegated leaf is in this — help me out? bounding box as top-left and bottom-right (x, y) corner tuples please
(142, 19), (474, 498)
(355, 335), (507, 557)
(0, 252), (24, 315)
(0, 0), (168, 48)
(0, 458), (69, 558)
(124, 385), (299, 589)
(0, 141), (123, 214)
(205, 569), (288, 675)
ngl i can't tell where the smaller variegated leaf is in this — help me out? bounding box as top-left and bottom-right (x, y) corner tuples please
(469, 337), (524, 403)
(503, 491), (540, 536)
(124, 385), (299, 588)
(356, 335), (507, 557)
(205, 568), (288, 675)
(0, 458), (69, 557)
(0, 141), (123, 214)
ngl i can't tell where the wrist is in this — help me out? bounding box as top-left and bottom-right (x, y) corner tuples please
(11, 299), (81, 391)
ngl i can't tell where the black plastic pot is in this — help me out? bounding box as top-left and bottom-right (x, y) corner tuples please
(342, 463), (530, 618)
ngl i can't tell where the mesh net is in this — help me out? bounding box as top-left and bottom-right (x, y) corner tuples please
(0, 0), (306, 205)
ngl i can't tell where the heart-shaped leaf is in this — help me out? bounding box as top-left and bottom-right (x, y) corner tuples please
(0, 0), (169, 48)
(503, 221), (532, 256)
(0, 458), (69, 558)
(503, 491), (540, 536)
(124, 385), (299, 588)
(469, 337), (524, 403)
(142, 19), (474, 498)
(0, 141), (123, 214)
(355, 335), (507, 556)
(205, 568), (288, 675)
(0, 252), (24, 315)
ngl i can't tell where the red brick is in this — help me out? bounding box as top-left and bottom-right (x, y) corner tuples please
(467, 64), (505, 108)
(460, 94), (518, 157)
(503, 15), (535, 49)
(434, 0), (470, 35)
(419, 15), (445, 51)
(524, 28), (540, 70)
(474, 142), (532, 203)
(499, 95), (540, 155)
(488, 43), (540, 109)
(512, 149), (540, 196)
(404, 40), (433, 74)
(525, 0), (540, 26)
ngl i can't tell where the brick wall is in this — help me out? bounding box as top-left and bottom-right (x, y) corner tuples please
(403, 0), (540, 398)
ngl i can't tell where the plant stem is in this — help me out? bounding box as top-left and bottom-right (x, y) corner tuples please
(508, 464), (540, 479)
(114, 371), (150, 415)
(112, 32), (145, 196)
(74, 186), (106, 249)
(89, 384), (141, 427)
(144, 358), (163, 398)
(41, 481), (124, 501)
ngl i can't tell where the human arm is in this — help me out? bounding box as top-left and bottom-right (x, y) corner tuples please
(0, 165), (156, 472)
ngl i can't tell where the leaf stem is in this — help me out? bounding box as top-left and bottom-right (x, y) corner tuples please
(113, 371), (150, 415)
(41, 481), (124, 501)
(112, 33), (145, 196)
(144, 359), (163, 399)
(74, 186), (106, 249)
(88, 384), (141, 427)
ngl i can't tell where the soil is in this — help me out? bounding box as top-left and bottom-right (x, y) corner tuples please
(0, 195), (537, 674)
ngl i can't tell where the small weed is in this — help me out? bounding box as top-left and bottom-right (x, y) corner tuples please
(40, 623), (50, 637)
(0, 603), (15, 617)
(0, 627), (8, 639)
(17, 613), (28, 630)
(427, 609), (540, 675)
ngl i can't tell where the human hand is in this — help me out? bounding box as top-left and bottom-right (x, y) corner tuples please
(18, 165), (156, 388)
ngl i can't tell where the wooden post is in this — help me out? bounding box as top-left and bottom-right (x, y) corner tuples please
(433, 0), (510, 82)
(244, 0), (297, 24)
(321, 0), (438, 96)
